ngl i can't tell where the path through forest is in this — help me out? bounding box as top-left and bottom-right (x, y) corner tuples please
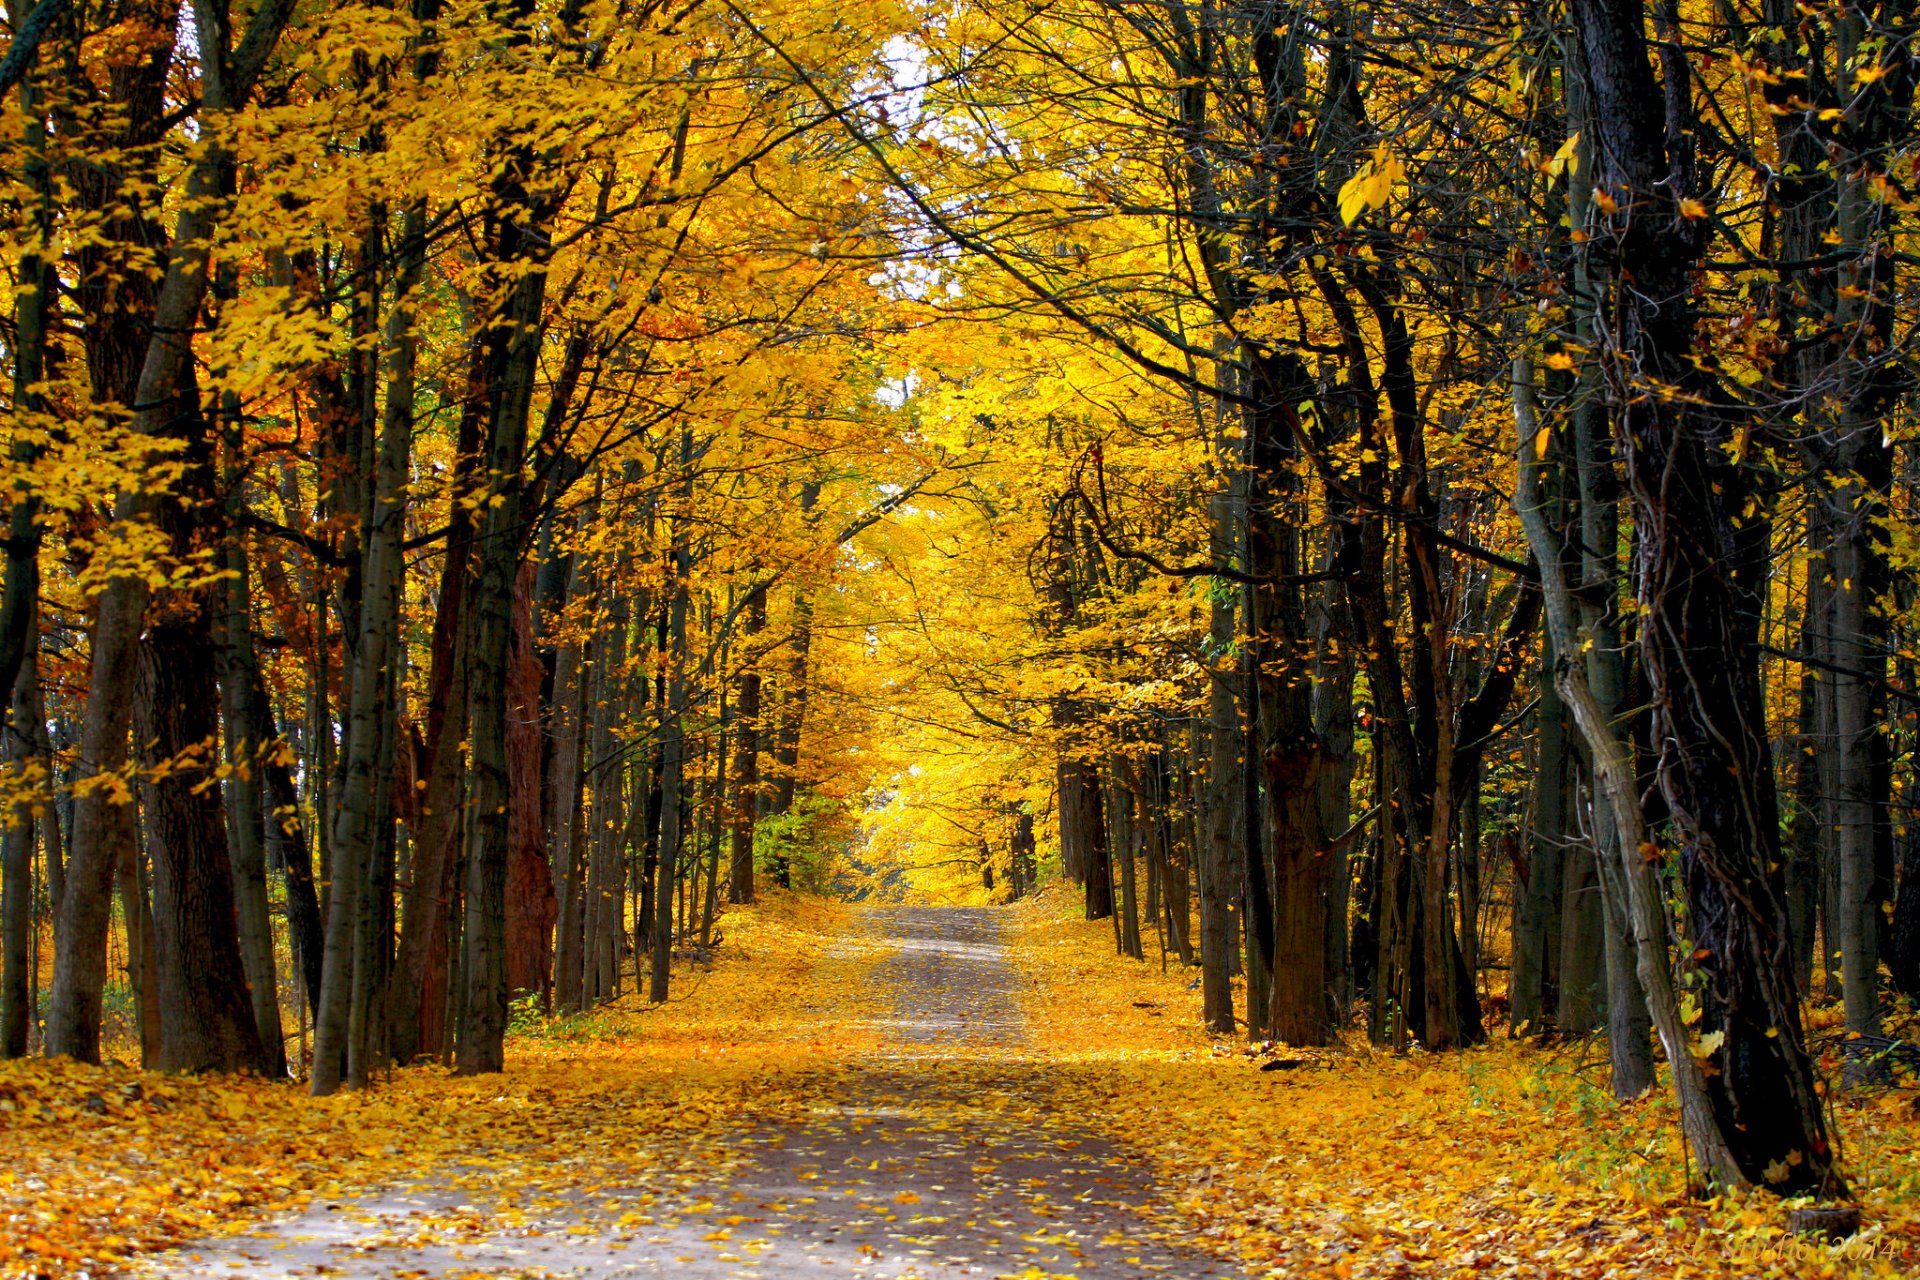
(136, 909), (1236, 1279)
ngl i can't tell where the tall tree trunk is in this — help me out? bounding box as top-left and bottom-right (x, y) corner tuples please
(456, 215), (550, 1077)
(0, 32), (67, 1075)
(46, 0), (293, 1064)
(1111, 775), (1142, 959)
(219, 513), (284, 1076)
(1199, 492), (1239, 1034)
(137, 577), (269, 1075)
(388, 553), (471, 1061)
(252, 671), (322, 1018)
(313, 214), (413, 1091)
(650, 469), (692, 1003)
(1571, 0), (1844, 1197)
(506, 564), (554, 1001)
(1516, 354), (1749, 1194)
(728, 583), (766, 904)
(1559, 831), (1604, 1033)
(1246, 354), (1334, 1046)
(548, 549), (591, 1012)
(0, 632), (38, 1058)
(1512, 659), (1569, 1034)
(117, 830), (160, 1066)
(586, 590), (629, 1002)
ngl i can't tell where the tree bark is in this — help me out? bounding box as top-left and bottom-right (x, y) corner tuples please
(1571, 0), (1844, 1197)
(137, 584), (269, 1075)
(457, 224), (550, 1077)
(0, 629), (38, 1058)
(506, 563), (555, 1001)
(1199, 493), (1240, 1034)
(219, 517), (284, 1076)
(46, 0), (294, 1065)
(650, 464), (692, 1003)
(728, 582), (766, 904)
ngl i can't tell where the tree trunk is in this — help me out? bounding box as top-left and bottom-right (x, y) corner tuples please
(456, 223), (550, 1077)
(1571, 0), (1844, 1197)
(1111, 776), (1142, 958)
(1512, 659), (1569, 1034)
(1516, 353), (1751, 1194)
(219, 515), (284, 1076)
(1199, 493), (1239, 1034)
(389, 568), (471, 1061)
(505, 564), (554, 1001)
(651, 483), (692, 1003)
(46, 0), (292, 1066)
(137, 586), (269, 1075)
(117, 829), (160, 1067)
(548, 552), (591, 1012)
(1, 635), (38, 1058)
(252, 671), (322, 1018)
(766, 482), (822, 859)
(728, 582), (766, 904)
(1246, 354), (1335, 1045)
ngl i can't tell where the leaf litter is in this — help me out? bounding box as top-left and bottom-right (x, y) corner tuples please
(5, 889), (1918, 1278)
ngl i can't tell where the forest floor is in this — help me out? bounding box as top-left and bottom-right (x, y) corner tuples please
(0, 892), (1917, 1279)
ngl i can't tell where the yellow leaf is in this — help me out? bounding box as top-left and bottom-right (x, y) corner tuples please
(1546, 131), (1581, 178)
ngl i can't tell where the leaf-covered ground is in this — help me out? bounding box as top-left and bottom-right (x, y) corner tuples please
(1005, 887), (1920, 1279)
(5, 893), (1919, 1278)
(0, 897), (889, 1276)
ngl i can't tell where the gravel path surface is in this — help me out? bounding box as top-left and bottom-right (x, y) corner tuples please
(135, 908), (1234, 1279)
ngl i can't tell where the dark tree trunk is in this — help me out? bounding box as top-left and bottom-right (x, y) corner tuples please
(1060, 755), (1112, 921)
(1512, 657), (1569, 1033)
(0, 633), (38, 1058)
(1199, 494), (1240, 1033)
(219, 513), (285, 1076)
(1891, 835), (1920, 996)
(387, 535), (472, 1061)
(457, 220), (550, 1076)
(137, 589), (269, 1075)
(252, 670), (322, 1017)
(650, 473), (692, 1003)
(1245, 354), (1335, 1046)
(1572, 0), (1843, 1198)
(116, 822), (160, 1067)
(728, 583), (766, 905)
(584, 586), (629, 1002)
(547, 550), (590, 1012)
(505, 564), (554, 1000)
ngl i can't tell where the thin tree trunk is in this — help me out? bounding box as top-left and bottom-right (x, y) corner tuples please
(728, 583), (765, 904)
(0, 635), (38, 1057)
(253, 671), (322, 1018)
(117, 830), (159, 1067)
(219, 512), (284, 1075)
(651, 471), (692, 1003)
(548, 551), (591, 1012)
(1199, 492), (1239, 1033)
(1512, 657), (1569, 1034)
(506, 564), (554, 1001)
